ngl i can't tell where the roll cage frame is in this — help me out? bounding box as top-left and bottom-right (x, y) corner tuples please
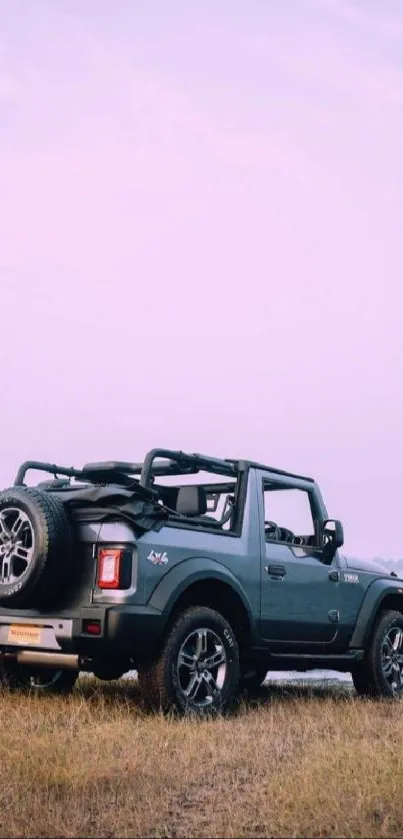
(14, 447), (314, 489)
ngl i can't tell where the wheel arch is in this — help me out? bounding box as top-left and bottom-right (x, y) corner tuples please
(148, 558), (254, 653)
(349, 581), (403, 650)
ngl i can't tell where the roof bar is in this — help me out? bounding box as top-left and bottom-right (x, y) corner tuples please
(14, 461), (85, 487)
(139, 449), (236, 487)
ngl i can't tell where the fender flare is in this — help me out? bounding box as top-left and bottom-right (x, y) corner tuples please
(349, 579), (403, 648)
(148, 556), (254, 630)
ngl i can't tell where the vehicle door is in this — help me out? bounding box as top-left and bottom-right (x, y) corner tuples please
(258, 473), (340, 650)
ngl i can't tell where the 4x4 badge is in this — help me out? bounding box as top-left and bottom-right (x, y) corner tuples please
(147, 550), (169, 566)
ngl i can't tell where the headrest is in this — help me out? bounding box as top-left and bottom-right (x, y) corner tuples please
(175, 486), (207, 516)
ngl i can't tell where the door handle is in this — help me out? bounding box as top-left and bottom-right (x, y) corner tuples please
(265, 564), (286, 578)
(328, 570), (340, 582)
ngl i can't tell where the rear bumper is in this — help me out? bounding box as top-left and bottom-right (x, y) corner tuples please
(0, 604), (166, 667)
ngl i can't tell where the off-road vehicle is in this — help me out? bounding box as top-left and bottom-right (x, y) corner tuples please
(0, 447), (401, 713)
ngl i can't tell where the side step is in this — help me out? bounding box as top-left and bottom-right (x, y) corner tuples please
(251, 649), (364, 672)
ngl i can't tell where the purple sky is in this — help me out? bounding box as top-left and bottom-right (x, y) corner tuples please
(1, 1), (402, 558)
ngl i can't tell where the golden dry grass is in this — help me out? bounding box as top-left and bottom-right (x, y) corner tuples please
(0, 677), (403, 838)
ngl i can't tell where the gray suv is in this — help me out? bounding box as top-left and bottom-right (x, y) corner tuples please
(0, 447), (401, 714)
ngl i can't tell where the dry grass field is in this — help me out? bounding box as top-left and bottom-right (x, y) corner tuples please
(1, 676), (402, 838)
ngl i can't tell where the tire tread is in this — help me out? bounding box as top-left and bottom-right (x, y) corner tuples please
(138, 605), (239, 715)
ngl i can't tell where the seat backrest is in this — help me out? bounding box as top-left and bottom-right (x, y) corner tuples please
(175, 486), (207, 517)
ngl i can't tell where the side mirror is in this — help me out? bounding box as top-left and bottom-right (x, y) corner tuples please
(322, 519), (344, 564)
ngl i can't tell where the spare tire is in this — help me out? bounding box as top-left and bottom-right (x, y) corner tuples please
(0, 486), (73, 607)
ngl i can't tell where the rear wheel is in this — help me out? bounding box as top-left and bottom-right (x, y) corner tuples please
(138, 606), (240, 715)
(0, 666), (78, 694)
(19, 669), (78, 695)
(352, 610), (403, 698)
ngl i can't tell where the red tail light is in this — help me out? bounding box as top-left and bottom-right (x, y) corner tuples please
(98, 548), (122, 589)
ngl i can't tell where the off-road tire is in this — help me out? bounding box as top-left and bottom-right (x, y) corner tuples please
(0, 664), (77, 694)
(352, 610), (403, 698)
(18, 669), (78, 695)
(138, 606), (240, 715)
(0, 486), (73, 607)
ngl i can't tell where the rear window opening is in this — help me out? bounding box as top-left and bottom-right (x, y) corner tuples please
(153, 471), (240, 533)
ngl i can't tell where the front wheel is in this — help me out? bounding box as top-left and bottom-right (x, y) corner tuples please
(352, 610), (403, 698)
(138, 606), (240, 715)
(239, 665), (268, 698)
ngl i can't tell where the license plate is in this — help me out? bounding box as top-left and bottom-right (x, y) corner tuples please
(8, 625), (42, 646)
